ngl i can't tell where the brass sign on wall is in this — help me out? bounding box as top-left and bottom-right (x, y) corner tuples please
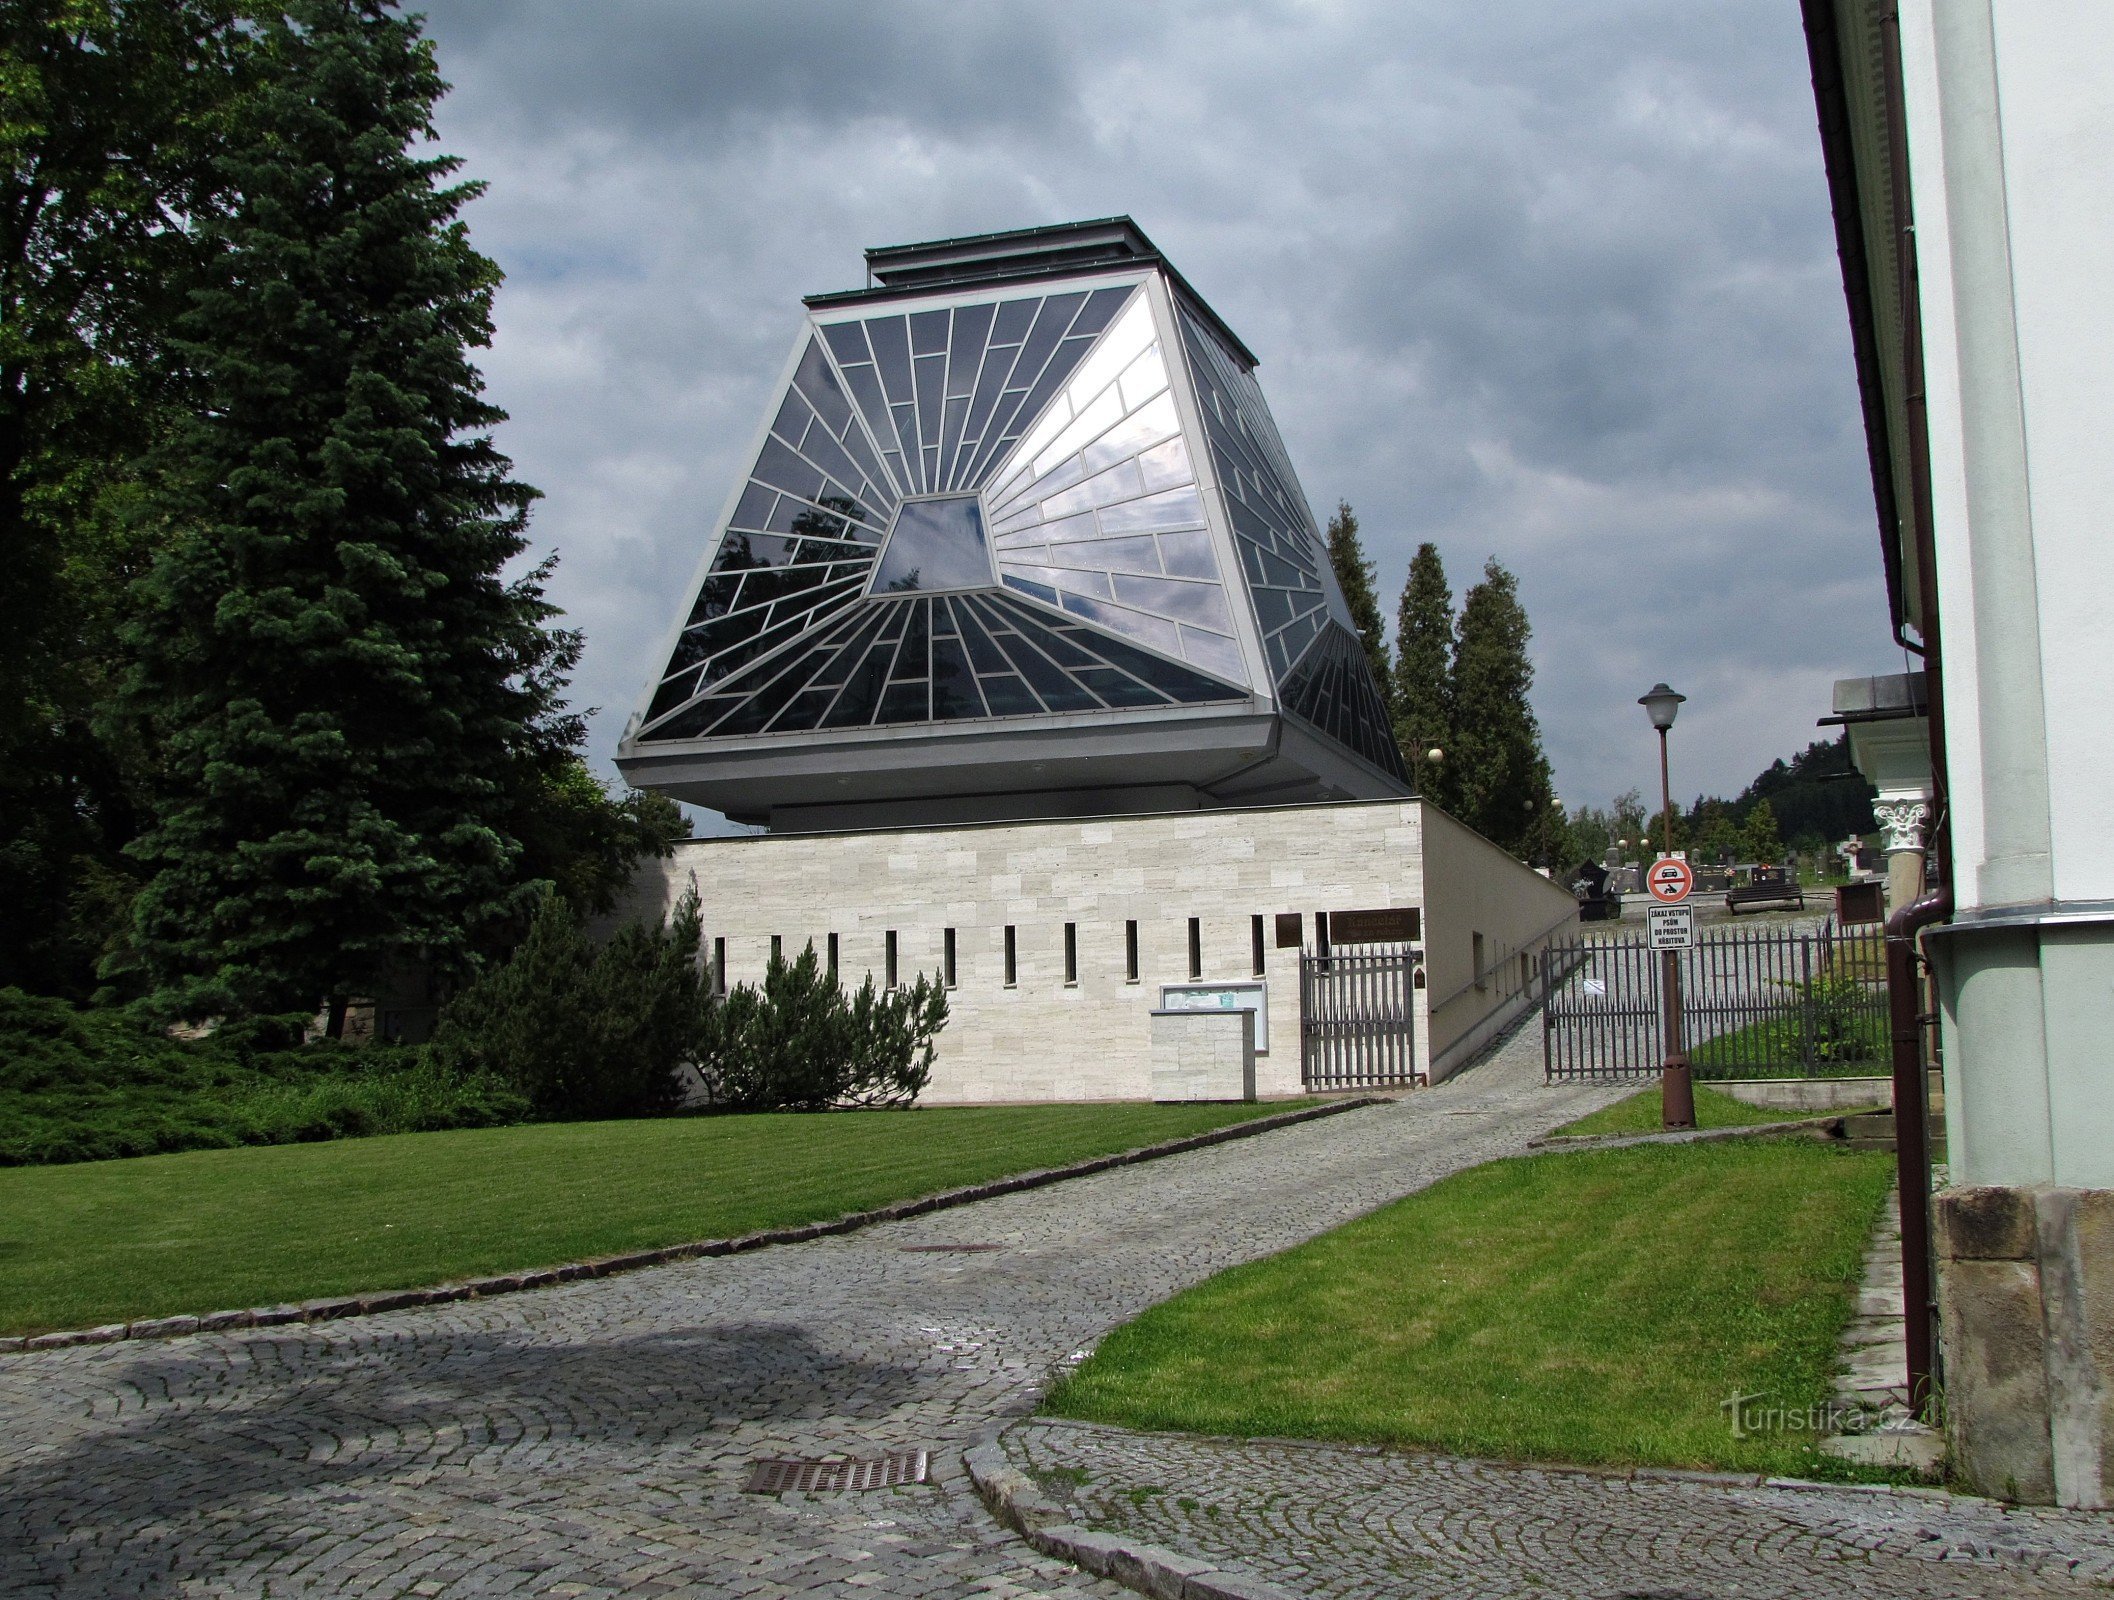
(1326, 907), (1421, 945)
(1274, 912), (1305, 948)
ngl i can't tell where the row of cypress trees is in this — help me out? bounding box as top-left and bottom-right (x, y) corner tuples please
(2, 2), (678, 1026)
(1325, 504), (1568, 866)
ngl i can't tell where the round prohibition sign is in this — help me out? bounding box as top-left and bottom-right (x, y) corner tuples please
(1647, 857), (1695, 904)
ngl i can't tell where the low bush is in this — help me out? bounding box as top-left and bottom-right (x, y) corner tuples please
(0, 988), (527, 1165)
(700, 943), (948, 1111)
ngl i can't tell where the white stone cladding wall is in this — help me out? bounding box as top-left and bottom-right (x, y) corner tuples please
(1149, 1010), (1256, 1102)
(1418, 805), (1582, 1078)
(611, 798), (1572, 1104)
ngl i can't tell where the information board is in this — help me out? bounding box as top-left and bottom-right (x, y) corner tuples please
(1646, 904), (1696, 950)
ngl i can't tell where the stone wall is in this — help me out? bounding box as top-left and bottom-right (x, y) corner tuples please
(612, 798), (1573, 1103)
(1935, 1183), (2114, 1507)
(1148, 1009), (1256, 1102)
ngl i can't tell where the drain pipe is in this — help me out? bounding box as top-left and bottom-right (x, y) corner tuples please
(1878, 1), (1952, 1422)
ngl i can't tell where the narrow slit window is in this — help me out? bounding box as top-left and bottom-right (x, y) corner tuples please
(771, 933), (783, 965)
(1315, 911), (1331, 958)
(1125, 919), (1140, 983)
(713, 936), (727, 997)
(944, 927), (957, 988)
(1251, 914), (1266, 977)
(885, 929), (899, 990)
(1003, 925), (1018, 987)
(1187, 917), (1202, 981)
(827, 932), (839, 977)
(1064, 922), (1078, 986)
(1472, 931), (1487, 990)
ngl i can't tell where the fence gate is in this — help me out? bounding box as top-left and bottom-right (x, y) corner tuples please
(1299, 945), (1417, 1089)
(1541, 922), (1888, 1080)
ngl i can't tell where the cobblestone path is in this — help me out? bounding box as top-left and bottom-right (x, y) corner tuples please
(1004, 1416), (2114, 1599)
(13, 1029), (2094, 1600)
(0, 1028), (1619, 1599)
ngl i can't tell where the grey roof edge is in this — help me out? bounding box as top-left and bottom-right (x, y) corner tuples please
(803, 216), (1263, 370)
(1817, 669), (1928, 724)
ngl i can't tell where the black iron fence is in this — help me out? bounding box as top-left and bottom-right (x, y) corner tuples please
(1542, 920), (1888, 1081)
(1300, 945), (1416, 1090)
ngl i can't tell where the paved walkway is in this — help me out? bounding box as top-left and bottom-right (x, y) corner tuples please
(7, 1028), (2104, 1599)
(0, 1026), (1612, 1598)
(1001, 1417), (2114, 1599)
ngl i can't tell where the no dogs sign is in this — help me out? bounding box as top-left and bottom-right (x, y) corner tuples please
(1647, 856), (1695, 903)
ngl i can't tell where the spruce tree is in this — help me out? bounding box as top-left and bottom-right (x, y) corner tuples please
(121, 0), (569, 1026)
(1323, 501), (1390, 708)
(1391, 542), (1456, 805)
(1447, 558), (1558, 854)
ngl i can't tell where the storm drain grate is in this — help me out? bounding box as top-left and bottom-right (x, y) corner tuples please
(899, 1242), (1004, 1253)
(744, 1451), (930, 1494)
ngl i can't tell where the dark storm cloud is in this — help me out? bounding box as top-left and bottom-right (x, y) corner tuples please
(412, 0), (1901, 828)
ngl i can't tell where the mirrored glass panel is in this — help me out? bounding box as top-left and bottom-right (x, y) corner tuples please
(982, 293), (1245, 689)
(1177, 307), (1345, 685)
(867, 495), (995, 594)
(1277, 622), (1409, 782)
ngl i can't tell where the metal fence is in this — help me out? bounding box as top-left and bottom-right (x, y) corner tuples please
(1300, 945), (1416, 1090)
(1542, 920), (1888, 1081)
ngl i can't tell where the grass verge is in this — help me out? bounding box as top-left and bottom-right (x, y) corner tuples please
(0, 1101), (1309, 1336)
(1044, 1138), (1893, 1478)
(1552, 1083), (1879, 1138)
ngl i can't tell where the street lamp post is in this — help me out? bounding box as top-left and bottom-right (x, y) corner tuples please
(1639, 683), (1697, 1131)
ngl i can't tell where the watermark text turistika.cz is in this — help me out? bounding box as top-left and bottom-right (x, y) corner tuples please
(1720, 1392), (1928, 1438)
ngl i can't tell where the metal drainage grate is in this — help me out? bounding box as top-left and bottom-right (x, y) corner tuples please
(744, 1451), (930, 1494)
(899, 1242), (1003, 1253)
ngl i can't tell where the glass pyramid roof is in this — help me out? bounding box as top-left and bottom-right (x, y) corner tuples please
(631, 266), (1404, 787)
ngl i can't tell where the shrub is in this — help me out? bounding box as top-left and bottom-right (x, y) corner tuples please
(0, 987), (527, 1165)
(431, 885), (700, 1120)
(700, 942), (947, 1111)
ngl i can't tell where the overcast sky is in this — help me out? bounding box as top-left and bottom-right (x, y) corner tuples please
(415, 0), (1905, 829)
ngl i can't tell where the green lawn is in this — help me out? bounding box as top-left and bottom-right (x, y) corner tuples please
(1044, 1138), (1893, 1477)
(1553, 1083), (1871, 1138)
(0, 1102), (1306, 1336)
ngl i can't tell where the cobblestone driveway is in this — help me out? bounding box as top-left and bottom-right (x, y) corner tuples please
(8, 1030), (2100, 1599)
(1005, 1418), (2114, 1600)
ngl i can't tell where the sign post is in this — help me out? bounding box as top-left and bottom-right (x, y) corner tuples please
(1647, 852), (1697, 1130)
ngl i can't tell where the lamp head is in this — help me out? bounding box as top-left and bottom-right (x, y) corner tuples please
(1638, 682), (1686, 731)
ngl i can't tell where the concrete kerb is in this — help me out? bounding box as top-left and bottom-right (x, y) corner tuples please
(1524, 1111), (1860, 1154)
(0, 1095), (1382, 1354)
(965, 1435), (1306, 1600)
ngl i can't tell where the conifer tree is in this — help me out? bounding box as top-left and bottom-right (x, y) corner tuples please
(1446, 558), (1558, 854)
(1391, 542), (1455, 805)
(121, 0), (571, 1026)
(1323, 501), (1390, 708)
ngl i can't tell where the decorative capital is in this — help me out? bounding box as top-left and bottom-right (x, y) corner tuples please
(1873, 799), (1930, 854)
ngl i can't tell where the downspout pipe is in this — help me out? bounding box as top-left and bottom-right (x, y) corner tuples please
(1878, 0), (1953, 1421)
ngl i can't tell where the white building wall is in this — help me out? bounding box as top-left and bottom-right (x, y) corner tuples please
(1898, 0), (2114, 1190)
(1417, 806), (1582, 1078)
(1985, 0), (2114, 905)
(610, 799), (1569, 1104)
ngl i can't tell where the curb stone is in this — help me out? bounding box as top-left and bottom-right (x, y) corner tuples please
(964, 1437), (1307, 1600)
(1526, 1113), (1856, 1152)
(1, 1096), (1379, 1353)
